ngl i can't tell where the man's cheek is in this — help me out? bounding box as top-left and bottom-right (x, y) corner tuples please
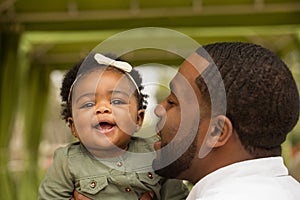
(164, 125), (180, 144)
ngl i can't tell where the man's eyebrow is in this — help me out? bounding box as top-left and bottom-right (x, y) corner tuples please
(169, 81), (176, 93)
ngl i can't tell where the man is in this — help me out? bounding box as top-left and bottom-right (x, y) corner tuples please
(153, 42), (300, 199)
(73, 42), (300, 199)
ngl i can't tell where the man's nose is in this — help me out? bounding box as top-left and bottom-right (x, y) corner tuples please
(154, 104), (166, 118)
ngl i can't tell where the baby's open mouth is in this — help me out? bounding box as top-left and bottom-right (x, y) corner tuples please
(94, 122), (115, 132)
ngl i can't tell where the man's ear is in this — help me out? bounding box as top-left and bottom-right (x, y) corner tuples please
(68, 117), (78, 138)
(136, 109), (145, 127)
(206, 115), (233, 148)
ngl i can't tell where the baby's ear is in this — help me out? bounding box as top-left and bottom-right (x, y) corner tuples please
(206, 115), (233, 148)
(136, 109), (145, 127)
(68, 117), (78, 138)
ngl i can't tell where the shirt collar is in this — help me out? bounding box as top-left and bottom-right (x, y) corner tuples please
(192, 157), (288, 196)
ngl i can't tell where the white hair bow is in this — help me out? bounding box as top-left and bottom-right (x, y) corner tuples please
(93, 53), (141, 95)
(94, 53), (132, 72)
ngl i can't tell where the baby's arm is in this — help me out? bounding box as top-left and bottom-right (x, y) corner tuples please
(38, 147), (74, 200)
(160, 179), (190, 200)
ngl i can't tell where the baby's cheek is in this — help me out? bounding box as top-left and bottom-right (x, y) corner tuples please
(113, 110), (138, 135)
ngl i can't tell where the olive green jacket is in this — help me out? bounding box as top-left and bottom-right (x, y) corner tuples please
(38, 138), (189, 199)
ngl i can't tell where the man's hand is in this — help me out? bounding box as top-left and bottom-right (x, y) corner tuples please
(71, 190), (154, 200)
(71, 190), (91, 200)
(139, 191), (154, 200)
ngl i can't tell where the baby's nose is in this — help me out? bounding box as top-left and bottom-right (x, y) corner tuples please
(95, 106), (111, 114)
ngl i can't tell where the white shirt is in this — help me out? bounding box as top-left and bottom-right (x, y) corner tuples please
(187, 157), (300, 200)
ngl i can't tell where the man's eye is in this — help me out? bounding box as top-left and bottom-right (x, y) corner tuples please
(167, 99), (175, 105)
(80, 102), (95, 108)
(111, 99), (126, 105)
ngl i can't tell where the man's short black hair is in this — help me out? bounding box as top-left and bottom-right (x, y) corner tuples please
(196, 42), (299, 158)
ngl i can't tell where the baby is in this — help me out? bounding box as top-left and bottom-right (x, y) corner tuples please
(38, 52), (189, 199)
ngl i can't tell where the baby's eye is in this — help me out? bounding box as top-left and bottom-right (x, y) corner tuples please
(111, 99), (126, 105)
(80, 102), (95, 108)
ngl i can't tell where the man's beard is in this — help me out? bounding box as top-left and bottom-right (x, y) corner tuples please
(152, 129), (198, 179)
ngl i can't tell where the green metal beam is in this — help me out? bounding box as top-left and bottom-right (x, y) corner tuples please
(20, 25), (300, 68)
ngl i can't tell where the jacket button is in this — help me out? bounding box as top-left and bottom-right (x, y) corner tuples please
(125, 187), (132, 192)
(90, 181), (97, 188)
(147, 172), (153, 179)
(117, 161), (123, 167)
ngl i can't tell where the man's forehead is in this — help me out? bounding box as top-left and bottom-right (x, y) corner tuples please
(173, 52), (210, 84)
(168, 53), (210, 101)
(183, 52), (210, 74)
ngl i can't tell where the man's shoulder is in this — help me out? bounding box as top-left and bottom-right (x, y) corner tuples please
(189, 173), (300, 200)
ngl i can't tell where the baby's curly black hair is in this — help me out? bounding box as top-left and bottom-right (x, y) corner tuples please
(60, 52), (148, 122)
(196, 42), (299, 158)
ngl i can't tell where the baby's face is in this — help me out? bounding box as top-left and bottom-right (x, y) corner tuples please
(71, 69), (143, 157)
